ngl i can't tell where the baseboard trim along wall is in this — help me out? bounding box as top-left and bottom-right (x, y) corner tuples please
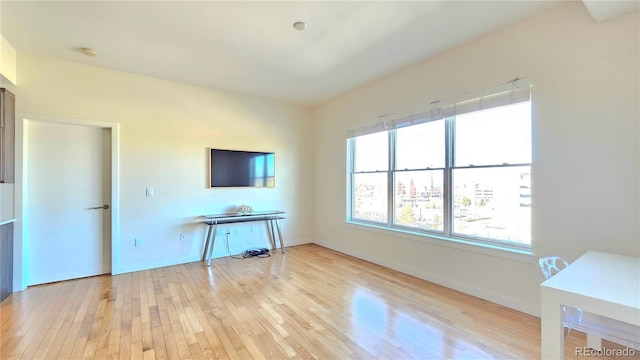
(117, 237), (313, 275)
(313, 239), (540, 317)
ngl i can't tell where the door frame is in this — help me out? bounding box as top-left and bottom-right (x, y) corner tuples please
(15, 113), (120, 290)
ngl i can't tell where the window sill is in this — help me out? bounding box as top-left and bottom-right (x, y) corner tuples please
(344, 220), (536, 264)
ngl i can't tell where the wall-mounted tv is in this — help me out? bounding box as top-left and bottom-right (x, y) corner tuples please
(209, 148), (275, 188)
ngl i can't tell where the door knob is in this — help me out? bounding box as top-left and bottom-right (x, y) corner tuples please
(88, 205), (109, 210)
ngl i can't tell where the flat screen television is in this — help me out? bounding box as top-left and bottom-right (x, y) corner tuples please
(209, 148), (275, 188)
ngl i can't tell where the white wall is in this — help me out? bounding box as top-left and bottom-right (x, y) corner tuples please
(9, 2), (639, 316)
(14, 53), (314, 278)
(1, 34), (17, 85)
(312, 2), (639, 315)
(0, 32), (17, 223)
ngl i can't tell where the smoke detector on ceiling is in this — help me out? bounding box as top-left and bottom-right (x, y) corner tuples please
(80, 47), (97, 57)
(293, 21), (307, 31)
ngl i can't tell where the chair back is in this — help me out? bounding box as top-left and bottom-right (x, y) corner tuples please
(539, 256), (569, 279)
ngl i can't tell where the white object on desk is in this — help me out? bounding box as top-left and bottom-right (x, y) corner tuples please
(540, 251), (640, 359)
(201, 211), (285, 266)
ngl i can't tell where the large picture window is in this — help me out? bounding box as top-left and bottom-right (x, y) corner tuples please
(347, 80), (532, 250)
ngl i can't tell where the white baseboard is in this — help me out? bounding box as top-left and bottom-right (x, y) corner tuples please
(117, 238), (314, 275)
(117, 256), (195, 274)
(283, 237), (313, 247)
(313, 239), (540, 317)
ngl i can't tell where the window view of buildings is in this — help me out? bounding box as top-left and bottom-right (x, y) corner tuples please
(354, 167), (531, 244)
(395, 171), (443, 231)
(451, 167), (530, 244)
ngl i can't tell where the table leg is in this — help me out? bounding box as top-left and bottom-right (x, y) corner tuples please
(275, 218), (285, 254)
(584, 313), (602, 349)
(541, 299), (565, 359)
(587, 333), (602, 350)
(206, 223), (217, 267)
(266, 220), (276, 250)
(202, 224), (213, 261)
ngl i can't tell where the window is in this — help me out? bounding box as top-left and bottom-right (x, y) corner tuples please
(347, 80), (532, 250)
(352, 132), (388, 223)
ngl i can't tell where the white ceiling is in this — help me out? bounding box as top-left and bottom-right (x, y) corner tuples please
(0, 1), (636, 105)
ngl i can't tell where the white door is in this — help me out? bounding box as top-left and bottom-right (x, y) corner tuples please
(26, 121), (111, 285)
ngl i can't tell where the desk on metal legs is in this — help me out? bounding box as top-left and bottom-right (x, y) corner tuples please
(201, 211), (285, 266)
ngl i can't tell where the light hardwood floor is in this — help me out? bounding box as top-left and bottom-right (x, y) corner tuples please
(1, 244), (637, 359)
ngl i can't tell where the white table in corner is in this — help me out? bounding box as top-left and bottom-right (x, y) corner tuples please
(540, 251), (640, 359)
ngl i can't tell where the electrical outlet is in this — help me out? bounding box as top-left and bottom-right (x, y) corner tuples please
(135, 238), (141, 247)
(180, 233), (186, 242)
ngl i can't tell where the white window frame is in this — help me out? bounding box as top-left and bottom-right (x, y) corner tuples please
(346, 79), (533, 252)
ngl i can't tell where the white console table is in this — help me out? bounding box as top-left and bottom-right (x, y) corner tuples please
(202, 211), (285, 266)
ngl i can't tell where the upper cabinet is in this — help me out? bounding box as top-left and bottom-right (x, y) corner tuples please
(0, 88), (15, 183)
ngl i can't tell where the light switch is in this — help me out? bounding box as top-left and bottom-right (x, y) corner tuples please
(146, 187), (153, 197)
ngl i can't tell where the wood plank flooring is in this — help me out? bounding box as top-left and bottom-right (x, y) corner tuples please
(1, 244), (637, 359)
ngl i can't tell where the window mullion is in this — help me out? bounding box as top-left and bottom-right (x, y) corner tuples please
(388, 130), (396, 227)
(347, 138), (355, 221)
(444, 117), (454, 236)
